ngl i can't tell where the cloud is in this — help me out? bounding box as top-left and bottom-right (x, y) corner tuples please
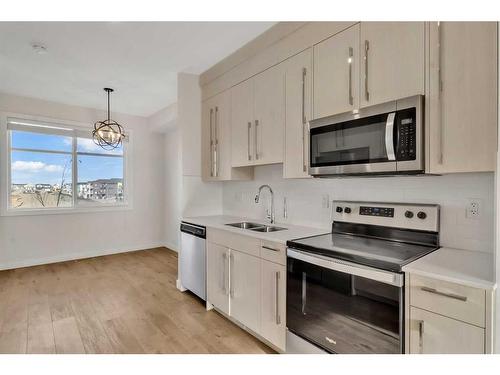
(78, 138), (103, 152)
(12, 161), (64, 173)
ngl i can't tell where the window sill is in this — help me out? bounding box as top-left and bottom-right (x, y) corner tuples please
(1, 203), (132, 217)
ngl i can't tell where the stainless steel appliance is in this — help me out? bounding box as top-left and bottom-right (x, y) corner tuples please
(286, 201), (440, 354)
(309, 95), (424, 177)
(180, 222), (207, 300)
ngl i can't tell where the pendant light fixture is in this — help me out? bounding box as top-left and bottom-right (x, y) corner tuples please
(93, 88), (125, 150)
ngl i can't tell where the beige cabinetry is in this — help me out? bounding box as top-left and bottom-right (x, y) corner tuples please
(202, 90), (253, 181)
(427, 22), (497, 173)
(406, 273), (493, 354)
(313, 24), (360, 119)
(206, 229), (287, 351)
(360, 22), (425, 108)
(231, 64), (285, 167)
(284, 48), (313, 179)
(229, 249), (261, 333)
(206, 241), (229, 315)
(409, 306), (484, 354)
(260, 259), (286, 350)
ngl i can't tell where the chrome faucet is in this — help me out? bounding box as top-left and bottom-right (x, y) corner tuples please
(255, 184), (275, 224)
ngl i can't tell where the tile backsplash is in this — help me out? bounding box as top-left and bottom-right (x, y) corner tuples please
(223, 164), (494, 253)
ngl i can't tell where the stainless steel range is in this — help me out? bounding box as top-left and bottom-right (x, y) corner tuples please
(286, 201), (440, 354)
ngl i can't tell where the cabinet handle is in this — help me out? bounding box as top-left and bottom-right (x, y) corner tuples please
(364, 40), (370, 102)
(254, 119), (259, 160)
(229, 252), (235, 298)
(221, 252), (227, 294)
(275, 271), (281, 325)
(247, 122), (252, 161)
(209, 108), (214, 177)
(302, 67), (307, 172)
(214, 106), (219, 177)
(262, 245), (280, 252)
(437, 21), (444, 165)
(348, 47), (354, 106)
(418, 320), (424, 354)
(420, 286), (467, 302)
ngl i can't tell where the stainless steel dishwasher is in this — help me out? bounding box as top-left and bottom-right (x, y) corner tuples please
(180, 221), (206, 300)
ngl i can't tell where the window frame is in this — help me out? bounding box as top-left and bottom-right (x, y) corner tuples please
(0, 112), (133, 216)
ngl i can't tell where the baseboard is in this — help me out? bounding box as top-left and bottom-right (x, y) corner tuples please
(0, 242), (167, 271)
(163, 239), (179, 253)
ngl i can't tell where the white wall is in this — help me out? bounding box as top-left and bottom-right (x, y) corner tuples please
(0, 93), (166, 269)
(164, 127), (182, 251)
(223, 164), (495, 254)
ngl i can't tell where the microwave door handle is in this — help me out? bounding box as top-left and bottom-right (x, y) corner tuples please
(385, 112), (396, 161)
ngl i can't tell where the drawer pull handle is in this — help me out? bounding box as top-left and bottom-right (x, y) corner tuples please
(420, 286), (467, 302)
(262, 245), (280, 252)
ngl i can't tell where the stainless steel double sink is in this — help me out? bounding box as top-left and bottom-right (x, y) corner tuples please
(225, 221), (287, 233)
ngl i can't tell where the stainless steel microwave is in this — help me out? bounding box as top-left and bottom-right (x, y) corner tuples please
(309, 95), (424, 177)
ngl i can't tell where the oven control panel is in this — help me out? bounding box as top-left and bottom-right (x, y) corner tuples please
(333, 201), (439, 232)
(359, 206), (394, 217)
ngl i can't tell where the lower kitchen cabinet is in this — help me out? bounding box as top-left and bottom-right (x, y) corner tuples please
(409, 307), (484, 354)
(206, 242), (229, 315)
(230, 249), (261, 333)
(206, 231), (287, 351)
(260, 259), (286, 351)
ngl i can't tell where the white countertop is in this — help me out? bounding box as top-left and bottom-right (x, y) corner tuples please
(402, 247), (496, 290)
(182, 215), (328, 244)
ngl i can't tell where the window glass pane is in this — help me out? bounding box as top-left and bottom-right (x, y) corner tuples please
(11, 131), (72, 152)
(77, 155), (124, 205)
(10, 151), (73, 209)
(77, 137), (123, 155)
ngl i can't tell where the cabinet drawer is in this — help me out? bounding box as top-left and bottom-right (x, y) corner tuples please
(260, 240), (286, 266)
(410, 274), (485, 327)
(207, 229), (260, 257)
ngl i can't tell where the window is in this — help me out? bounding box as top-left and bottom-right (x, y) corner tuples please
(6, 117), (128, 212)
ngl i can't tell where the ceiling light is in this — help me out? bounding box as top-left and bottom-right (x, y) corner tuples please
(31, 43), (48, 55)
(92, 88), (126, 150)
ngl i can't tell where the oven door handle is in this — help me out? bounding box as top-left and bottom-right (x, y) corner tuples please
(287, 248), (403, 287)
(385, 112), (396, 161)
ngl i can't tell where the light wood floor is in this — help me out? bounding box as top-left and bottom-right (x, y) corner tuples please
(0, 248), (274, 354)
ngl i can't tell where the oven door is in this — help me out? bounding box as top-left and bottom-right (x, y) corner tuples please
(286, 249), (404, 354)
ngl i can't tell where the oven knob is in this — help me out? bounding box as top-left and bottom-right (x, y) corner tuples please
(344, 207), (351, 214)
(336, 206), (343, 213)
(405, 210), (414, 219)
(417, 211), (427, 220)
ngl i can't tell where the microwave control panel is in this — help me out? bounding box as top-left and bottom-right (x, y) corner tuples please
(396, 108), (416, 161)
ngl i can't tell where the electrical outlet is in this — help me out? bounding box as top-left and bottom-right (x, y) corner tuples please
(466, 199), (481, 219)
(322, 194), (330, 209)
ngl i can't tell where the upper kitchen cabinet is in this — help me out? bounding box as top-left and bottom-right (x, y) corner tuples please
(313, 24), (360, 120)
(202, 90), (253, 181)
(231, 64), (285, 167)
(427, 22), (497, 174)
(284, 48), (313, 179)
(230, 79), (255, 167)
(360, 22), (425, 108)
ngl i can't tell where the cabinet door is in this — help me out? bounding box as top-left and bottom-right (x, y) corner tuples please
(231, 79), (254, 167)
(284, 48), (313, 179)
(409, 307), (484, 354)
(229, 249), (261, 334)
(206, 242), (229, 315)
(201, 97), (216, 181)
(253, 64), (285, 165)
(360, 22), (425, 108)
(427, 22), (497, 173)
(313, 24), (360, 119)
(260, 259), (286, 351)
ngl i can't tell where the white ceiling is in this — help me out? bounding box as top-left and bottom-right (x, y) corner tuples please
(0, 22), (275, 117)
